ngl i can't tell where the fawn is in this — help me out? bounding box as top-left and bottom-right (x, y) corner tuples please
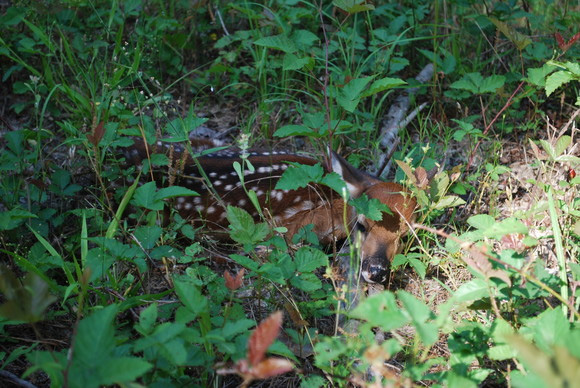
(123, 138), (417, 283)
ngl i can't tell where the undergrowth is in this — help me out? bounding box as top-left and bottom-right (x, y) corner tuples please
(0, 1), (579, 387)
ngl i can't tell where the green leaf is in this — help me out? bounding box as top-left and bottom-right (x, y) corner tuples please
(468, 214), (496, 230)
(133, 225), (163, 250)
(274, 124), (319, 138)
(397, 291), (438, 345)
(337, 76), (374, 112)
(282, 53), (312, 71)
(488, 319), (517, 360)
(156, 185), (198, 200)
(0, 265), (56, 322)
(291, 272), (322, 291)
(545, 71), (573, 96)
(453, 278), (489, 302)
(132, 181), (162, 210)
(350, 194), (392, 221)
(100, 357), (152, 386)
(320, 173), (347, 197)
(350, 291), (409, 331)
(361, 77), (406, 98)
(333, 0), (375, 13)
(433, 195), (466, 210)
(478, 74), (505, 93)
(527, 64), (556, 87)
(294, 247), (328, 273)
(174, 278), (208, 317)
(254, 34), (297, 53)
(226, 206), (269, 247)
(483, 218), (528, 239)
(275, 163), (324, 191)
(0, 208), (37, 231)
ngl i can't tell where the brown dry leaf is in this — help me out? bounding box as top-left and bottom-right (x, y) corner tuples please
(87, 121), (105, 147)
(250, 357), (295, 379)
(224, 269), (245, 290)
(248, 311), (283, 366)
(414, 167), (428, 189)
(464, 247), (512, 286)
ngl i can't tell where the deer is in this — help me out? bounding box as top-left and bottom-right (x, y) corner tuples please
(122, 137), (417, 284)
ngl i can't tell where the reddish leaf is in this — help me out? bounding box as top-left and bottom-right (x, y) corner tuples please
(87, 121), (105, 147)
(250, 357), (294, 379)
(247, 311), (283, 366)
(224, 269), (245, 290)
(555, 32), (566, 50)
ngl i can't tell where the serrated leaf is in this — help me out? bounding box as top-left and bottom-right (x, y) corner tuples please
(333, 0), (375, 13)
(337, 76), (374, 112)
(361, 77), (406, 97)
(100, 357), (152, 386)
(294, 247), (328, 273)
(554, 136), (571, 157)
(479, 74), (505, 93)
(291, 272), (322, 291)
(132, 181), (163, 210)
(275, 164), (324, 190)
(282, 53), (312, 71)
(350, 291), (409, 331)
(433, 195), (466, 209)
(254, 34), (297, 53)
(320, 172), (346, 197)
(156, 186), (198, 200)
(489, 17), (532, 50)
(545, 71), (573, 96)
(226, 206), (269, 247)
(468, 214), (496, 230)
(527, 64), (556, 87)
(174, 278), (208, 316)
(274, 124), (318, 138)
(350, 194), (392, 221)
(453, 278), (489, 302)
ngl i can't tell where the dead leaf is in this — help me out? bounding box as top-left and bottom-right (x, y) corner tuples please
(224, 269), (245, 290)
(248, 311), (283, 366)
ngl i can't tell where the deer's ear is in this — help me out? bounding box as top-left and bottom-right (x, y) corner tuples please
(330, 151), (379, 198)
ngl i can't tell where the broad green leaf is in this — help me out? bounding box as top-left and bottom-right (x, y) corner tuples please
(156, 186), (198, 200)
(545, 71), (573, 96)
(294, 246), (328, 273)
(362, 77), (406, 97)
(453, 278), (489, 302)
(527, 64), (556, 87)
(350, 291), (409, 331)
(350, 194), (392, 221)
(0, 208), (37, 231)
(226, 206), (269, 247)
(333, 0), (375, 13)
(274, 124), (318, 138)
(275, 163), (324, 190)
(254, 34), (297, 53)
(554, 135), (571, 157)
(337, 76), (373, 112)
(483, 218), (528, 239)
(478, 74), (505, 93)
(468, 214), (496, 230)
(0, 265), (56, 322)
(100, 357), (152, 386)
(132, 181), (162, 210)
(282, 53), (312, 71)
(174, 278), (208, 316)
(133, 225), (163, 250)
(291, 272), (322, 291)
(433, 195), (466, 209)
(488, 319), (517, 360)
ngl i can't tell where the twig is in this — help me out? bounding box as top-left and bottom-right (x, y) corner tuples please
(0, 370), (39, 388)
(214, 6), (229, 36)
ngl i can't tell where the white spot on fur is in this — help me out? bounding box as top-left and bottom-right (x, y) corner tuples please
(195, 205), (204, 212)
(193, 197), (202, 205)
(293, 196), (302, 203)
(207, 206), (216, 214)
(219, 174), (228, 180)
(184, 202), (192, 210)
(225, 184), (233, 191)
(209, 172), (218, 178)
(214, 180), (222, 186)
(238, 199), (247, 206)
(256, 190), (264, 197)
(177, 197), (186, 203)
(300, 200), (315, 210)
(258, 166), (273, 174)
